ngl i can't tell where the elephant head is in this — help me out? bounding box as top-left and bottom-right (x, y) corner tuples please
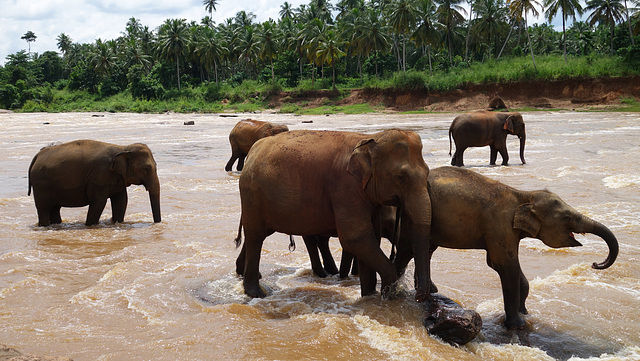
(514, 190), (618, 269)
(503, 112), (526, 164)
(111, 143), (161, 223)
(348, 129), (432, 301)
(263, 123), (289, 137)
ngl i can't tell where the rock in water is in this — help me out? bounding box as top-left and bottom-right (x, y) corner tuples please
(423, 293), (482, 345)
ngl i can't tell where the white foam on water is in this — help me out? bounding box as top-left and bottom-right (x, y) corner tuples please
(602, 174), (640, 189)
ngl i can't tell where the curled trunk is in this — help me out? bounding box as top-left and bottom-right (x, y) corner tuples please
(589, 219), (618, 269)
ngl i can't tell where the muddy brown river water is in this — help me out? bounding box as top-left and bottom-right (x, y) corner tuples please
(1, 111), (639, 360)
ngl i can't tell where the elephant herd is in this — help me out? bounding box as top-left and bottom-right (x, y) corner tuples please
(27, 114), (619, 330)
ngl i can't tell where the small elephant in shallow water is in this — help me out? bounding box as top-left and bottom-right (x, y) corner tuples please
(449, 110), (526, 166)
(225, 119), (289, 171)
(28, 139), (161, 226)
(312, 167), (619, 329)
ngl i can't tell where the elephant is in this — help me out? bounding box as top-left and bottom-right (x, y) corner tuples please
(311, 167), (619, 329)
(449, 110), (526, 166)
(225, 119), (289, 171)
(234, 129), (433, 302)
(28, 139), (161, 226)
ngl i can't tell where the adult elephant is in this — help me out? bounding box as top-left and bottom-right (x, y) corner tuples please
(225, 119), (289, 171)
(318, 167), (618, 328)
(28, 140), (161, 226)
(234, 129), (433, 302)
(449, 110), (526, 166)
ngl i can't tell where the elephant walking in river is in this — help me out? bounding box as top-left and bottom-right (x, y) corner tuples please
(449, 110), (526, 166)
(28, 139), (162, 226)
(234, 129), (433, 302)
(225, 119), (289, 171)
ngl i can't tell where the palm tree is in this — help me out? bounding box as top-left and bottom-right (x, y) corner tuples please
(586, 0), (625, 53)
(412, 0), (440, 74)
(89, 39), (117, 78)
(298, 18), (325, 85)
(316, 27), (346, 90)
(543, 0), (584, 63)
(388, 0), (418, 72)
(473, 0), (509, 58)
(203, 0), (219, 15)
(21, 31), (37, 54)
(358, 6), (391, 77)
(508, 0), (542, 69)
(280, 2), (294, 20)
(157, 19), (190, 90)
(464, 0), (477, 62)
(621, 0), (635, 45)
(56, 33), (73, 57)
(257, 20), (281, 85)
(436, 0), (467, 63)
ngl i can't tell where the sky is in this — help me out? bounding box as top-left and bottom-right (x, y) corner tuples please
(0, 0), (308, 65)
(1, 0), (570, 67)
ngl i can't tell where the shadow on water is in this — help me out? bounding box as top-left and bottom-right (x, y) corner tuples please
(479, 321), (621, 360)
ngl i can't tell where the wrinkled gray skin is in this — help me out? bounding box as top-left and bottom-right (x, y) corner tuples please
(28, 140), (161, 226)
(234, 129), (432, 302)
(449, 110), (526, 166)
(225, 119), (289, 171)
(313, 167), (619, 329)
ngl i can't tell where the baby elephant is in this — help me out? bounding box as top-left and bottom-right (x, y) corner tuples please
(313, 167), (619, 329)
(225, 119), (289, 171)
(449, 110), (526, 166)
(28, 139), (161, 226)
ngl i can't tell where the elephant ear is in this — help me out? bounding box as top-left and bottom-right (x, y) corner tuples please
(110, 151), (130, 178)
(503, 115), (515, 133)
(347, 138), (375, 190)
(513, 203), (541, 237)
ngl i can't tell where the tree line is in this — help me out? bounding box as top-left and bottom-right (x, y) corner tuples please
(1, 0), (639, 110)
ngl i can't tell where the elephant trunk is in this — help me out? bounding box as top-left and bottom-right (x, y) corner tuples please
(404, 192), (432, 303)
(146, 177), (162, 223)
(519, 134), (526, 164)
(587, 218), (618, 269)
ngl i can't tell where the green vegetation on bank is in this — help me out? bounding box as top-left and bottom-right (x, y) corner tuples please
(2, 0), (640, 113)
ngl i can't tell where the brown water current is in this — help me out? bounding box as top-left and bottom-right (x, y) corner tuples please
(0, 111), (639, 360)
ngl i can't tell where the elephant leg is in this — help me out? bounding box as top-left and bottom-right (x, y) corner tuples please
(110, 190), (128, 223)
(519, 267), (529, 315)
(499, 147), (509, 166)
(86, 196), (108, 226)
(317, 236), (339, 275)
(487, 253), (525, 329)
(452, 147), (466, 167)
(237, 154), (247, 171)
(339, 250), (355, 278)
(350, 242), (397, 299)
(357, 258), (377, 297)
(235, 243), (246, 276)
(49, 205), (62, 224)
(490, 146), (498, 165)
(303, 235), (329, 278)
(241, 227), (269, 298)
(225, 155), (238, 172)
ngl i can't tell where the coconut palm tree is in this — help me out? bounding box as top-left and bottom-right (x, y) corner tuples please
(280, 2), (294, 20)
(586, 0), (625, 53)
(21, 31), (37, 54)
(203, 0), (219, 15)
(412, 0), (440, 74)
(357, 6), (390, 77)
(316, 27), (346, 90)
(56, 33), (73, 57)
(388, 0), (419, 72)
(436, 0), (467, 63)
(257, 20), (281, 85)
(473, 0), (509, 58)
(508, 0), (542, 69)
(544, 0), (584, 63)
(157, 18), (190, 90)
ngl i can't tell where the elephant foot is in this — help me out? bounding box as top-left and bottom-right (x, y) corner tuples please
(504, 315), (526, 330)
(519, 305), (528, 315)
(244, 282), (266, 298)
(313, 267), (329, 278)
(430, 281), (439, 294)
(324, 264), (339, 275)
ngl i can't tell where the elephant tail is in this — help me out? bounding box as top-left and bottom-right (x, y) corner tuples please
(448, 128), (452, 156)
(27, 154), (37, 196)
(234, 218), (243, 248)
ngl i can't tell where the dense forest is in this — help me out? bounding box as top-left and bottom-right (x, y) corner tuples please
(1, 0), (640, 112)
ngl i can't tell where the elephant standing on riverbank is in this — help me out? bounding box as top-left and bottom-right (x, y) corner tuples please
(28, 139), (162, 226)
(234, 129), (433, 302)
(449, 111), (526, 166)
(225, 119), (289, 171)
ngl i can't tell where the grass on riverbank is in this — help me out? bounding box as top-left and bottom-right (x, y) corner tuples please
(11, 54), (640, 114)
